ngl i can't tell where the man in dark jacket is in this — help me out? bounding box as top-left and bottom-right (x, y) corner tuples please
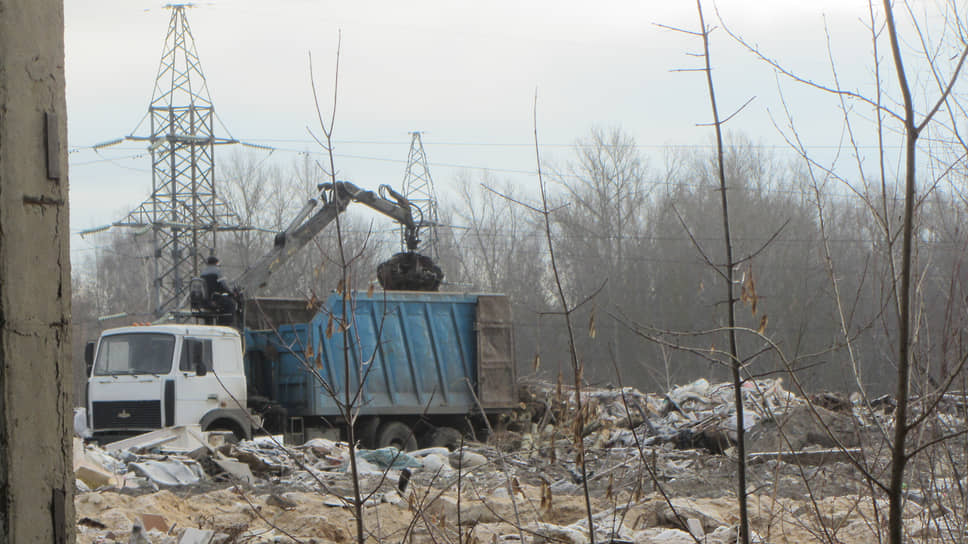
(200, 256), (237, 326)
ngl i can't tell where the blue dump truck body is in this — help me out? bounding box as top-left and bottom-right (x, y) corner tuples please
(242, 291), (516, 447)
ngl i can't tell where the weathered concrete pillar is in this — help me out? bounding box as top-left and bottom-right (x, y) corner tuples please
(0, 1), (74, 542)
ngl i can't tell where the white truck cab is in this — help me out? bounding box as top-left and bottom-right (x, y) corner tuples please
(86, 324), (251, 441)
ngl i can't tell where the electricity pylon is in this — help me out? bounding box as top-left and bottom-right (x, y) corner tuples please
(400, 132), (439, 259)
(116, 4), (242, 317)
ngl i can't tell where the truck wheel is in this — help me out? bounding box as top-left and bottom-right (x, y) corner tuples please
(377, 421), (417, 451)
(205, 419), (246, 443)
(428, 427), (463, 451)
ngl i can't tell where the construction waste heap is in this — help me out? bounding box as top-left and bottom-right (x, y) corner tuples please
(71, 376), (968, 544)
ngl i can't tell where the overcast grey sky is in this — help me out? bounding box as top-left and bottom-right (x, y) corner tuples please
(68, 1), (941, 261)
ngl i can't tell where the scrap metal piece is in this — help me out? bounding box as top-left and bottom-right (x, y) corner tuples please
(377, 252), (443, 291)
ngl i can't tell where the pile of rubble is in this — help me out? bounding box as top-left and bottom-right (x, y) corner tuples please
(516, 377), (867, 455)
(74, 379), (958, 544)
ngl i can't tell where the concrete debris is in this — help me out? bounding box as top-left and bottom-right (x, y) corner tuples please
(520, 377), (869, 455)
(72, 380), (952, 544)
(211, 456), (255, 485)
(745, 403), (860, 453)
(265, 493), (298, 510)
(129, 459), (204, 487)
(127, 524), (152, 544)
(104, 425), (212, 455)
(416, 452), (452, 474)
(449, 448), (488, 469)
(632, 525), (742, 544)
(74, 437), (124, 490)
(75, 464), (122, 491)
(527, 522), (589, 544)
(176, 528), (215, 544)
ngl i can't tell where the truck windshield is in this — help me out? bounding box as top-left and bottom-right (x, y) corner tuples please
(93, 333), (175, 376)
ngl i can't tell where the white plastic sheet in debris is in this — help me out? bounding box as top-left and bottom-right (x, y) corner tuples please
(73, 407), (92, 438)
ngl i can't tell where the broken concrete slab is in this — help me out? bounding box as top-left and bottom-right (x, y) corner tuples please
(449, 449), (487, 469)
(221, 443), (292, 474)
(746, 404), (861, 453)
(685, 518), (704, 539)
(75, 465), (121, 491)
(129, 459), (203, 486)
(212, 456), (255, 485)
(636, 498), (727, 533)
(419, 453), (452, 474)
(178, 527), (215, 544)
(73, 437), (123, 490)
(104, 425), (210, 454)
(527, 522), (589, 544)
(426, 495), (501, 526)
(632, 528), (697, 544)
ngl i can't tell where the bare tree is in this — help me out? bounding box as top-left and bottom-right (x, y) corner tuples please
(220, 149), (286, 270)
(530, 92), (599, 544)
(691, 4), (751, 540)
(720, 1), (968, 542)
(548, 127), (651, 380)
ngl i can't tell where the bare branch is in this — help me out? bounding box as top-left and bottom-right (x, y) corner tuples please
(716, 8), (905, 124)
(653, 22), (703, 36)
(916, 43), (968, 132)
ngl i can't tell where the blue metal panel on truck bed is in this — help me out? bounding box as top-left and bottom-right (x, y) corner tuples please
(245, 291), (483, 417)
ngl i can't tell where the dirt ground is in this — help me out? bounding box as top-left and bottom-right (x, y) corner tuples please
(73, 439), (953, 544)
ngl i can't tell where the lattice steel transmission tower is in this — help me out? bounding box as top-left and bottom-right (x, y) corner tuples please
(116, 4), (241, 317)
(400, 132), (439, 258)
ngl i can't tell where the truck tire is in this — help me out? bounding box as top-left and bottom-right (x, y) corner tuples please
(428, 427), (463, 451)
(204, 418), (246, 443)
(377, 421), (417, 451)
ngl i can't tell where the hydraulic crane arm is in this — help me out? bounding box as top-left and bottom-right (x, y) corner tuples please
(339, 181), (422, 251)
(233, 181), (422, 295)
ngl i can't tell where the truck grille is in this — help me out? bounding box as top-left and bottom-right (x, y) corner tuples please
(92, 400), (162, 430)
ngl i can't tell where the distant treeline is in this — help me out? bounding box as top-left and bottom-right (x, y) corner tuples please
(72, 129), (968, 399)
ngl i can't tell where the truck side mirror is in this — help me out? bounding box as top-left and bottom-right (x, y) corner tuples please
(84, 342), (95, 374)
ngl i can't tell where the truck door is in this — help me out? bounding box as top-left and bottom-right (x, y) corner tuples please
(175, 337), (219, 427)
(476, 295), (516, 408)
